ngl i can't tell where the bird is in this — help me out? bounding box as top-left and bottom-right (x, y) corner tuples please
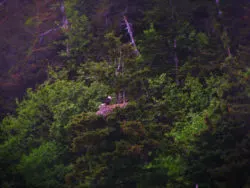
(104, 96), (112, 105)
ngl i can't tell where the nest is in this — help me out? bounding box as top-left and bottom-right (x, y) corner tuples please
(96, 103), (128, 117)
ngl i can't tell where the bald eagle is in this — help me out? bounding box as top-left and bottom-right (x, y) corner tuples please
(104, 96), (112, 105)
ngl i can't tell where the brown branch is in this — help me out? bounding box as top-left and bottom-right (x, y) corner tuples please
(32, 46), (51, 52)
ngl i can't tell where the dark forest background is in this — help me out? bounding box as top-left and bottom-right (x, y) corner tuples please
(0, 0), (250, 187)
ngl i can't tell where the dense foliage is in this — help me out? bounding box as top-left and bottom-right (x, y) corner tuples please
(1, 0), (250, 187)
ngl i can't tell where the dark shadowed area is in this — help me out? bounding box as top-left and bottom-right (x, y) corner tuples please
(0, 0), (249, 187)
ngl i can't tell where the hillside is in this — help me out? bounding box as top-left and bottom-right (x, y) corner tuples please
(0, 0), (250, 187)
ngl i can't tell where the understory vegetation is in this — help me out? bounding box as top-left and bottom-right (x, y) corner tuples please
(0, 0), (250, 187)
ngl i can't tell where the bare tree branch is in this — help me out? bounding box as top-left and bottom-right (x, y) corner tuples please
(38, 0), (69, 56)
(174, 39), (179, 85)
(123, 16), (140, 56)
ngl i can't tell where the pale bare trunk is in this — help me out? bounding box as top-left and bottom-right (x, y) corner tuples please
(174, 39), (179, 84)
(123, 16), (140, 56)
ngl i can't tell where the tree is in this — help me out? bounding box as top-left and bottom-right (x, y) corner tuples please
(65, 104), (165, 187)
(0, 78), (109, 187)
(186, 55), (250, 187)
(78, 32), (147, 103)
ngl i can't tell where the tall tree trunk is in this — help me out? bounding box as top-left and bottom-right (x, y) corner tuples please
(123, 16), (140, 56)
(174, 39), (179, 85)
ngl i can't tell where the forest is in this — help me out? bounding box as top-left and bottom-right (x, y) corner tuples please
(0, 0), (250, 187)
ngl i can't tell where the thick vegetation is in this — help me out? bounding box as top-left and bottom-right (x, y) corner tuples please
(0, 0), (250, 187)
